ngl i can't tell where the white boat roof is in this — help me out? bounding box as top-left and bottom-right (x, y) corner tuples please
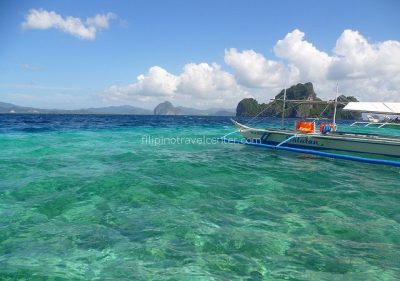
(343, 102), (400, 114)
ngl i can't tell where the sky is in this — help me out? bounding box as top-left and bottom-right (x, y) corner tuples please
(0, 0), (399, 110)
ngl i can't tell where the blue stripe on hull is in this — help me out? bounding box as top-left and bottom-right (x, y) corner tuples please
(215, 137), (400, 167)
(255, 139), (399, 159)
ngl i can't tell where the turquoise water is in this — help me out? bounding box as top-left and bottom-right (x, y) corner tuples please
(0, 115), (399, 280)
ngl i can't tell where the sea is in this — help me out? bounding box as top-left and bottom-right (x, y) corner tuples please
(0, 114), (399, 280)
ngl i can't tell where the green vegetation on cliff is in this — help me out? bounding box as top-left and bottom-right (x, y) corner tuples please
(236, 82), (360, 120)
(236, 98), (261, 117)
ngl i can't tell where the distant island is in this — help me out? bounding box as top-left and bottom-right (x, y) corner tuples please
(236, 82), (360, 120)
(153, 101), (235, 116)
(1, 84), (359, 118)
(0, 102), (152, 115)
(0, 101), (235, 116)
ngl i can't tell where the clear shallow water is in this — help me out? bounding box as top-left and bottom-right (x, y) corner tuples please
(0, 114), (399, 280)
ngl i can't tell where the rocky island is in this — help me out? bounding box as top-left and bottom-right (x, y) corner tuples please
(153, 101), (235, 116)
(236, 82), (360, 119)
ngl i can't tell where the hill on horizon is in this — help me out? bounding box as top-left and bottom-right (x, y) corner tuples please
(153, 101), (235, 116)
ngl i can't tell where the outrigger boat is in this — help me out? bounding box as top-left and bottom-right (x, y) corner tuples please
(231, 120), (400, 158)
(218, 86), (400, 167)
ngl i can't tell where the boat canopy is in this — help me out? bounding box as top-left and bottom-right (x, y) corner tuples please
(343, 102), (400, 114)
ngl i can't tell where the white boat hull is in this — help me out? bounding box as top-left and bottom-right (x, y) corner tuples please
(232, 120), (400, 158)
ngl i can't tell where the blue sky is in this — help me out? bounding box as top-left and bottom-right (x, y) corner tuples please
(0, 0), (399, 109)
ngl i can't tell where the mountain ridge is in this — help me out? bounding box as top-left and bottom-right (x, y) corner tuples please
(0, 102), (152, 115)
(0, 101), (235, 116)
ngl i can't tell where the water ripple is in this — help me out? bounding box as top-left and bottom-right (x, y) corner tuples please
(0, 115), (399, 280)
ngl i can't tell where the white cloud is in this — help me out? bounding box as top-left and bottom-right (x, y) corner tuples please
(102, 29), (400, 107)
(323, 30), (400, 101)
(86, 13), (114, 29)
(178, 63), (237, 96)
(328, 29), (400, 80)
(225, 29), (400, 102)
(224, 48), (288, 88)
(274, 29), (333, 82)
(103, 63), (248, 108)
(104, 66), (179, 102)
(21, 9), (116, 40)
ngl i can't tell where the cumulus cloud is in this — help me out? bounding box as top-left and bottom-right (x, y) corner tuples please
(224, 29), (400, 101)
(178, 63), (237, 97)
(104, 66), (179, 102)
(329, 29), (400, 80)
(21, 9), (116, 40)
(224, 48), (288, 88)
(102, 29), (400, 106)
(103, 63), (248, 108)
(274, 29), (333, 82)
(324, 30), (400, 101)
(223, 30), (335, 91)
